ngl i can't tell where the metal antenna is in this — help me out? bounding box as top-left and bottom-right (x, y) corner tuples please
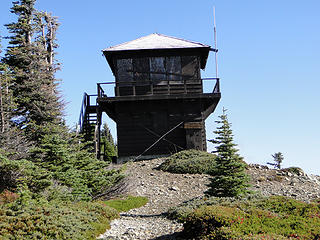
(213, 6), (219, 78)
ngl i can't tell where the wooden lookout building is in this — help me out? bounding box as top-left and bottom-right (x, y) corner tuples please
(78, 33), (221, 161)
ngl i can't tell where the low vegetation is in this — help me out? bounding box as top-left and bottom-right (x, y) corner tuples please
(168, 195), (320, 239)
(104, 195), (148, 212)
(0, 189), (119, 240)
(158, 149), (216, 174)
(0, 191), (149, 239)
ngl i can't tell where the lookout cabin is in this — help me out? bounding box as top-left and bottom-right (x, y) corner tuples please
(78, 33), (221, 161)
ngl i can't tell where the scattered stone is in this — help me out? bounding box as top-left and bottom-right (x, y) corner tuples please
(98, 159), (320, 240)
(169, 186), (179, 191)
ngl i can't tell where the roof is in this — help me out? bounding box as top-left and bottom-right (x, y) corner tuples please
(102, 33), (211, 74)
(103, 33), (210, 52)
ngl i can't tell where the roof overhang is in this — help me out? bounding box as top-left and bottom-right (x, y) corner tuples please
(102, 33), (211, 75)
(103, 47), (210, 75)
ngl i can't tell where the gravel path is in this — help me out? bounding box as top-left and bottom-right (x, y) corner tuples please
(98, 158), (210, 240)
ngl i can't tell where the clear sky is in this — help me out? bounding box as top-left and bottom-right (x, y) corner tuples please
(1, 0), (319, 174)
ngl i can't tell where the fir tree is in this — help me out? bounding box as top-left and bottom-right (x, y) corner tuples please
(3, 0), (64, 142)
(100, 123), (117, 160)
(267, 152), (283, 169)
(206, 108), (250, 197)
(1, 34), (31, 159)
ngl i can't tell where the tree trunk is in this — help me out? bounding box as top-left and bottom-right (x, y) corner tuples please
(0, 78), (4, 133)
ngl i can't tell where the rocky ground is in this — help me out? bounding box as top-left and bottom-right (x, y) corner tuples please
(98, 158), (320, 240)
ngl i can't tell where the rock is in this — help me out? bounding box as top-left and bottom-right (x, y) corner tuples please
(98, 157), (320, 240)
(169, 186), (179, 191)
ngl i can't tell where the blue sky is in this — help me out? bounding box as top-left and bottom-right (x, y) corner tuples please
(1, 0), (319, 174)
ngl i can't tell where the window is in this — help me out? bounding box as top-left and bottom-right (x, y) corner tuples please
(133, 57), (149, 84)
(117, 59), (133, 85)
(166, 56), (182, 84)
(181, 56), (199, 82)
(150, 57), (166, 85)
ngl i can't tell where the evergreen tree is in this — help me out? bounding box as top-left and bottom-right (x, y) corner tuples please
(206, 108), (250, 197)
(267, 152), (283, 169)
(0, 36), (11, 134)
(0, 1), (124, 201)
(1, 34), (31, 159)
(3, 0), (63, 142)
(100, 123), (117, 160)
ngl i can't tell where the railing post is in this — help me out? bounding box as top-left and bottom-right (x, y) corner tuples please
(85, 94), (88, 107)
(116, 85), (120, 96)
(184, 78), (187, 94)
(216, 78), (220, 93)
(132, 81), (136, 96)
(150, 79), (153, 95)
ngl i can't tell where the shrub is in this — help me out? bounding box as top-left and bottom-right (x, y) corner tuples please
(158, 150), (216, 174)
(0, 190), (19, 205)
(28, 131), (125, 200)
(282, 167), (305, 176)
(0, 197), (119, 240)
(0, 154), (52, 193)
(169, 195), (320, 239)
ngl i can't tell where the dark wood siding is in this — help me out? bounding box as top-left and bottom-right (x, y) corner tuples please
(108, 98), (210, 157)
(98, 47), (219, 159)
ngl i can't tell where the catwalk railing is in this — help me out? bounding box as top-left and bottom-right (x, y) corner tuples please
(97, 77), (220, 98)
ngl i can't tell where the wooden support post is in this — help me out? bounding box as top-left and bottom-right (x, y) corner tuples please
(150, 79), (154, 95)
(116, 86), (120, 96)
(133, 81), (136, 96)
(95, 107), (102, 159)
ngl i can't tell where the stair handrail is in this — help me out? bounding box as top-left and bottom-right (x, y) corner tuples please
(77, 92), (89, 133)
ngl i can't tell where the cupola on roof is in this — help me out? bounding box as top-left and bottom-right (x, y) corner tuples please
(103, 33), (210, 52)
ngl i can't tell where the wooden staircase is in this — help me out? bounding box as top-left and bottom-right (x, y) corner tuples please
(77, 93), (99, 142)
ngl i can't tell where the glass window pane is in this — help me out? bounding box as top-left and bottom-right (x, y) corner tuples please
(133, 57), (149, 84)
(181, 56), (199, 81)
(150, 57), (166, 85)
(166, 56), (182, 84)
(117, 59), (133, 86)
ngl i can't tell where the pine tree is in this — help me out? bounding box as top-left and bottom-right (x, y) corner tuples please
(206, 108), (250, 197)
(3, 0), (64, 142)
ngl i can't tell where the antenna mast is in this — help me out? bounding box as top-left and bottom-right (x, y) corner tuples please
(213, 6), (219, 79)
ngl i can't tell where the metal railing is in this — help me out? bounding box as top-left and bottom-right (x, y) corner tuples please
(77, 93), (98, 133)
(97, 77), (220, 98)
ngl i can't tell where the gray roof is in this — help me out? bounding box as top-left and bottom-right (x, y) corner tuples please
(103, 33), (210, 52)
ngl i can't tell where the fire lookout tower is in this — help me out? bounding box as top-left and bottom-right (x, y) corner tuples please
(78, 33), (221, 161)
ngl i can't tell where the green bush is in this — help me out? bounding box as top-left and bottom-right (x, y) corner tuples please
(158, 150), (216, 174)
(282, 167), (305, 176)
(0, 154), (52, 193)
(104, 195), (148, 212)
(0, 197), (119, 240)
(169, 195), (320, 239)
(9, 130), (124, 201)
(1, 150), (124, 201)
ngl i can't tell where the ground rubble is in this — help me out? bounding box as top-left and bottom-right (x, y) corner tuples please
(98, 158), (320, 240)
